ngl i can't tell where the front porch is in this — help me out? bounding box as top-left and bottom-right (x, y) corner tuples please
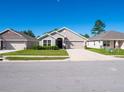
(55, 37), (72, 49)
(0, 40), (2, 50)
(102, 40), (124, 49)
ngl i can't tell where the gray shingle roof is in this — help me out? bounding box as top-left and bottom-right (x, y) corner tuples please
(88, 31), (124, 41)
(17, 32), (38, 41)
(0, 28), (38, 41)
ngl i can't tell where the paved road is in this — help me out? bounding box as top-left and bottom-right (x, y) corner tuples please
(67, 49), (122, 61)
(0, 61), (124, 92)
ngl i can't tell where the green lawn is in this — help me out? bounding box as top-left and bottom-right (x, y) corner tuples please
(1, 49), (68, 56)
(6, 57), (69, 60)
(86, 48), (124, 55)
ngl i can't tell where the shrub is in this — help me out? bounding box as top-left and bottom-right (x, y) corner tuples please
(31, 45), (42, 50)
(30, 45), (59, 50)
(84, 45), (88, 49)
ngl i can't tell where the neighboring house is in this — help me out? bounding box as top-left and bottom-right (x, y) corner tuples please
(38, 27), (87, 49)
(87, 31), (124, 49)
(0, 28), (38, 50)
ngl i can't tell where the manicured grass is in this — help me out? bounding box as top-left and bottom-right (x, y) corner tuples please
(86, 48), (124, 55)
(1, 49), (68, 56)
(6, 57), (69, 60)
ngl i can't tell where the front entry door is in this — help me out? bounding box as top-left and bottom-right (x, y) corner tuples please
(1, 41), (3, 50)
(56, 38), (63, 48)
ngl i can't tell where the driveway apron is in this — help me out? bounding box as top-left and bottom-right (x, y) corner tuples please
(66, 49), (122, 61)
(0, 50), (17, 54)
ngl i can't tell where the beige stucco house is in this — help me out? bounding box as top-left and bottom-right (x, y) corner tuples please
(0, 28), (38, 50)
(87, 31), (124, 49)
(38, 27), (87, 49)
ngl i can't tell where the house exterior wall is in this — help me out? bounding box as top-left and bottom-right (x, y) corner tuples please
(2, 41), (38, 50)
(0, 30), (26, 50)
(3, 41), (27, 50)
(0, 30), (38, 50)
(120, 42), (124, 49)
(108, 40), (124, 49)
(118, 41), (124, 49)
(109, 41), (114, 48)
(59, 29), (86, 41)
(87, 40), (123, 49)
(68, 41), (85, 49)
(39, 36), (56, 46)
(0, 40), (1, 49)
(26, 41), (38, 49)
(87, 41), (103, 49)
(39, 29), (87, 49)
(59, 29), (86, 48)
(1, 30), (26, 41)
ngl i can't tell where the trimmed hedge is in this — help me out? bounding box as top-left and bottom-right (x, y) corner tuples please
(30, 46), (60, 50)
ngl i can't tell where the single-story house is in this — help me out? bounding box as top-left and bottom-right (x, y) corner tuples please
(0, 28), (38, 50)
(87, 31), (124, 49)
(38, 27), (87, 49)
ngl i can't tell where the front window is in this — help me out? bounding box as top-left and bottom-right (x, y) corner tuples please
(103, 41), (110, 47)
(43, 40), (51, 46)
(48, 40), (51, 46)
(43, 40), (47, 46)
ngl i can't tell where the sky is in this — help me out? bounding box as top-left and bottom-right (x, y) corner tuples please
(0, 0), (124, 36)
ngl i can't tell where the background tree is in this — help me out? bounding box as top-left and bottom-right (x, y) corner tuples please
(22, 30), (35, 37)
(91, 20), (106, 36)
(36, 35), (40, 38)
(80, 34), (90, 38)
(43, 28), (59, 34)
(83, 34), (90, 38)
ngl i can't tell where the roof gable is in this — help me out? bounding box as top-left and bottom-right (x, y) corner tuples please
(0, 28), (23, 37)
(0, 28), (38, 41)
(17, 32), (38, 41)
(38, 27), (88, 40)
(0, 29), (26, 41)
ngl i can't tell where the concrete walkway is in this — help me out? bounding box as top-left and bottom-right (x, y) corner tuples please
(66, 49), (123, 61)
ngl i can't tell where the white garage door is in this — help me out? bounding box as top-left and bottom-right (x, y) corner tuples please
(70, 41), (85, 49)
(5, 41), (26, 50)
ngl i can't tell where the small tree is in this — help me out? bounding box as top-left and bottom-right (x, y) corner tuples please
(43, 28), (59, 34)
(92, 20), (106, 36)
(22, 30), (35, 37)
(83, 34), (90, 38)
(80, 34), (90, 38)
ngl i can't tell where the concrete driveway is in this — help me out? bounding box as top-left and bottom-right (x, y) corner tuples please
(0, 50), (17, 54)
(67, 49), (123, 61)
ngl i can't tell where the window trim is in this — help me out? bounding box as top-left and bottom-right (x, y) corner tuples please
(48, 40), (51, 46)
(103, 41), (110, 47)
(43, 40), (51, 46)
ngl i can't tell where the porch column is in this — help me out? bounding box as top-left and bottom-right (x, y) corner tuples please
(100, 41), (103, 48)
(115, 40), (119, 49)
(0, 39), (2, 50)
(63, 37), (67, 49)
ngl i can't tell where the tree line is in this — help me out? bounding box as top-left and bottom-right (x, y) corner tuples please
(21, 20), (106, 38)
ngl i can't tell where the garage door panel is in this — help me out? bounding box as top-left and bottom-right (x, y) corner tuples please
(4, 41), (26, 50)
(66, 41), (85, 49)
